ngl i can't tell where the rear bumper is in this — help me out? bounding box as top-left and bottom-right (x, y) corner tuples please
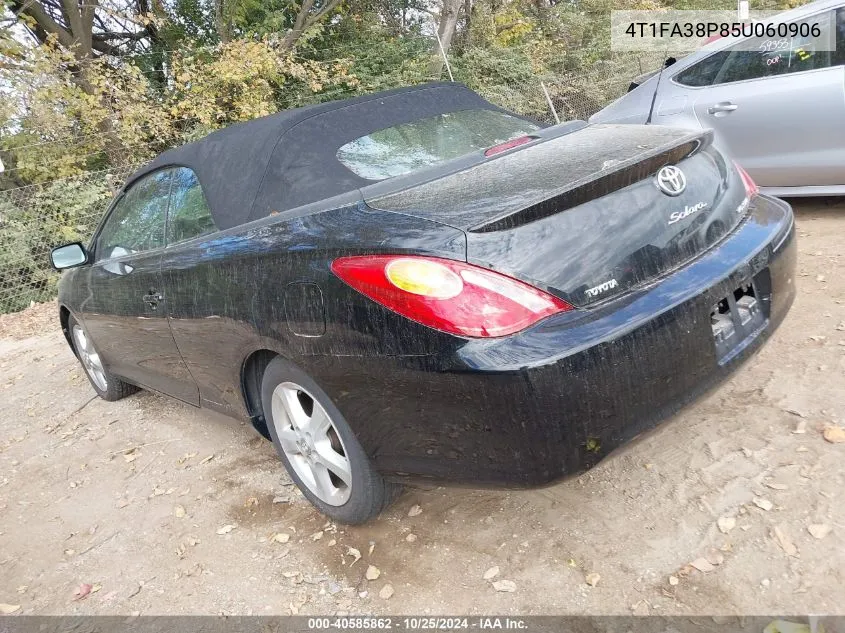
(309, 195), (797, 487)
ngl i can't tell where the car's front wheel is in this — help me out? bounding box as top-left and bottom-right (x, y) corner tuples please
(68, 315), (138, 401)
(260, 356), (401, 524)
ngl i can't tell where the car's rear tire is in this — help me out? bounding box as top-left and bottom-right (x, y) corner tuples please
(68, 315), (138, 402)
(260, 356), (401, 524)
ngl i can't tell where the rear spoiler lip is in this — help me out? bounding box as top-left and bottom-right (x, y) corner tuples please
(361, 120), (588, 205)
(467, 128), (714, 234)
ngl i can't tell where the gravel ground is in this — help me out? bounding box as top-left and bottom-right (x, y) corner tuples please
(0, 199), (843, 616)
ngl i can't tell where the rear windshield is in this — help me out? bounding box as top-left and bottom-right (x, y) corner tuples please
(336, 109), (541, 180)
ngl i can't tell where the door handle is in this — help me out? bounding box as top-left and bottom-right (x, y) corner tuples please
(707, 102), (738, 115)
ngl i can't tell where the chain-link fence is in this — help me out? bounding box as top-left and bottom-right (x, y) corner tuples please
(0, 166), (138, 313)
(480, 62), (663, 126)
(0, 52), (663, 315)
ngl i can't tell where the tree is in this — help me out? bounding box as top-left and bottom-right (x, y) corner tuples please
(8, 0), (157, 63)
(220, 0), (348, 50)
(281, 0), (345, 49)
(426, 0), (464, 77)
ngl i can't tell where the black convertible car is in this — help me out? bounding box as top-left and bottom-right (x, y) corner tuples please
(51, 82), (796, 523)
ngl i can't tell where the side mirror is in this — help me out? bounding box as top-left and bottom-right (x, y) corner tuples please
(50, 243), (88, 270)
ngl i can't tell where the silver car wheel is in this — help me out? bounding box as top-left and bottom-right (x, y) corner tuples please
(72, 324), (108, 392)
(271, 381), (352, 506)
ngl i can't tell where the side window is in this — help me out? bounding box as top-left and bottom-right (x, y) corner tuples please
(833, 8), (845, 66)
(167, 167), (217, 244)
(95, 169), (171, 262)
(675, 12), (834, 87)
(675, 51), (730, 87)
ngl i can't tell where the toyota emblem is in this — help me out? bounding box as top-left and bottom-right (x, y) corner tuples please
(656, 165), (687, 197)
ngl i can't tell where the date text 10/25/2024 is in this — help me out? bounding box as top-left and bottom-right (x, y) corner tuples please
(307, 617), (528, 630)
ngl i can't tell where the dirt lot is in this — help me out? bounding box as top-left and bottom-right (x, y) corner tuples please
(1, 199), (844, 616)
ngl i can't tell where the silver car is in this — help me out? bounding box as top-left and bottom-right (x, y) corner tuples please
(590, 0), (845, 197)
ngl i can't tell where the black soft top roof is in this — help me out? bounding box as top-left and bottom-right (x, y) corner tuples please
(127, 82), (502, 230)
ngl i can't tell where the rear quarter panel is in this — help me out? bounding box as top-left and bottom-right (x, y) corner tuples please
(160, 203), (467, 416)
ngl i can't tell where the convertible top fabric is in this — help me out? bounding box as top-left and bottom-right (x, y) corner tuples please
(127, 82), (501, 230)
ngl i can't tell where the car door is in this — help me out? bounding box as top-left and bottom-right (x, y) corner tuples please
(674, 9), (845, 188)
(79, 168), (200, 404)
(158, 167), (242, 412)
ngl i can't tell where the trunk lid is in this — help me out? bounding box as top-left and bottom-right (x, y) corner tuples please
(366, 124), (748, 307)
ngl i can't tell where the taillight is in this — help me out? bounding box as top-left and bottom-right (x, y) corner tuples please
(331, 255), (573, 338)
(734, 161), (759, 199)
(484, 136), (535, 157)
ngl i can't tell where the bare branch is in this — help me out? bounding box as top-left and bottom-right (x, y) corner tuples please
(304, 0), (344, 27)
(9, 0), (75, 48)
(90, 38), (120, 54)
(91, 29), (148, 41)
(280, 0), (344, 49)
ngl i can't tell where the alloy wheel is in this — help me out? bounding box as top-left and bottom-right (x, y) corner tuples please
(72, 324), (108, 391)
(270, 382), (352, 506)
